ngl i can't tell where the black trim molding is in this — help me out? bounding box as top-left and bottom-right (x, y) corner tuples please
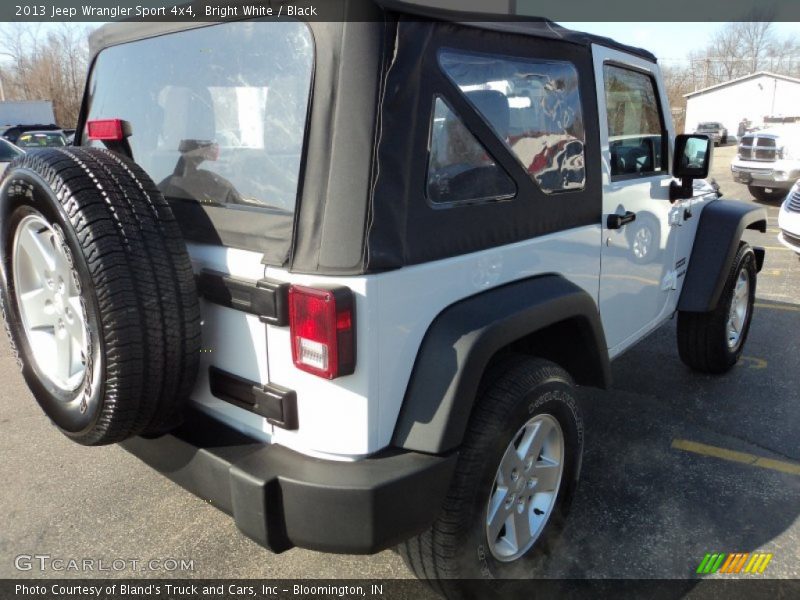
(198, 269), (289, 326)
(209, 367), (298, 430)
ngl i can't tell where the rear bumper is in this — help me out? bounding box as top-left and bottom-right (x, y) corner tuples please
(121, 411), (457, 554)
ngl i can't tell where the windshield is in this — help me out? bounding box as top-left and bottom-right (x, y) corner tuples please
(697, 123), (719, 129)
(0, 139), (24, 160)
(83, 21), (314, 259)
(17, 133), (66, 147)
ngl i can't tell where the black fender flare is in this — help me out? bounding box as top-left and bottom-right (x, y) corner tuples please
(391, 274), (611, 454)
(678, 199), (766, 313)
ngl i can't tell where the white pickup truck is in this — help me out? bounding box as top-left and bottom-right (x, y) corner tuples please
(731, 124), (800, 202)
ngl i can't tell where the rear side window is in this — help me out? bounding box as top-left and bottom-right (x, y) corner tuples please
(84, 21), (313, 257)
(438, 50), (586, 195)
(603, 64), (667, 178)
(426, 96), (516, 205)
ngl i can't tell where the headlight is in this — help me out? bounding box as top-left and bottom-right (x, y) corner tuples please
(778, 146), (794, 160)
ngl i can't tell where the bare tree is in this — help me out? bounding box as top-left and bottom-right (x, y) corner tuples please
(736, 21), (774, 73)
(0, 23), (92, 127)
(665, 20), (800, 130)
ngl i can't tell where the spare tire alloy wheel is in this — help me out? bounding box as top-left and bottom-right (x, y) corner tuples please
(13, 214), (90, 394)
(0, 148), (201, 445)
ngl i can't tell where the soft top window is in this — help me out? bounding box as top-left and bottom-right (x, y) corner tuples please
(426, 96), (516, 206)
(83, 20), (314, 262)
(438, 50), (586, 195)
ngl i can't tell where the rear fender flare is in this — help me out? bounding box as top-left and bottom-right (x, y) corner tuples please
(391, 274), (610, 455)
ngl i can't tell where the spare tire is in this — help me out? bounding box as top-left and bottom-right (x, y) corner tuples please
(0, 147), (201, 445)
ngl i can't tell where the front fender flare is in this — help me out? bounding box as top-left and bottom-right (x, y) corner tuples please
(678, 199), (766, 313)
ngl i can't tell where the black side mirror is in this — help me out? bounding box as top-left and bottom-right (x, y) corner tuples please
(670, 134), (711, 202)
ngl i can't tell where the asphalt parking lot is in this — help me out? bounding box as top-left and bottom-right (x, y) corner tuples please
(0, 144), (797, 587)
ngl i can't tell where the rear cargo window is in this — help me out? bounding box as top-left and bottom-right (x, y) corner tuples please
(83, 21), (314, 262)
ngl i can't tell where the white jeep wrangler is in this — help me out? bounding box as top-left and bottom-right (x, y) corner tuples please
(0, 1), (766, 593)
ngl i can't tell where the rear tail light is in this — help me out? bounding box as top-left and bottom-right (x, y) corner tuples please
(86, 119), (130, 141)
(288, 285), (355, 379)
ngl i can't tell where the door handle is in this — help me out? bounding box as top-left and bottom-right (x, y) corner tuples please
(607, 211), (637, 230)
(684, 208), (693, 220)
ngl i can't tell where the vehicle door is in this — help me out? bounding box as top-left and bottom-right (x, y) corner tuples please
(593, 46), (684, 355)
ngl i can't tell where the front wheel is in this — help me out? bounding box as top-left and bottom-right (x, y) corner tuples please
(399, 357), (583, 596)
(677, 242), (757, 374)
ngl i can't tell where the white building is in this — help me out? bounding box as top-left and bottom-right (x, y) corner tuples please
(684, 71), (800, 136)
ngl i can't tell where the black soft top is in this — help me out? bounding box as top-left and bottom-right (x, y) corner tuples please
(83, 1), (657, 275)
(377, 0), (656, 61)
(89, 0), (656, 63)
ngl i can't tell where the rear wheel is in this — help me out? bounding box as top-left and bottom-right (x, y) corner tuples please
(0, 147), (201, 445)
(399, 357), (583, 596)
(677, 243), (756, 374)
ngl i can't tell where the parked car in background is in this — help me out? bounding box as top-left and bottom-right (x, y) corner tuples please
(778, 180), (800, 256)
(62, 128), (76, 145)
(15, 130), (67, 148)
(0, 138), (24, 176)
(2, 123), (62, 145)
(695, 122), (728, 146)
(731, 124), (800, 202)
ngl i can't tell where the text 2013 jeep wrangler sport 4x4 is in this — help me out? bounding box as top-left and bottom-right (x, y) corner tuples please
(0, 1), (766, 593)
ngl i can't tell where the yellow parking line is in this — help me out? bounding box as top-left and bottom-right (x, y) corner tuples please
(672, 439), (800, 476)
(741, 356), (768, 369)
(755, 302), (800, 312)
